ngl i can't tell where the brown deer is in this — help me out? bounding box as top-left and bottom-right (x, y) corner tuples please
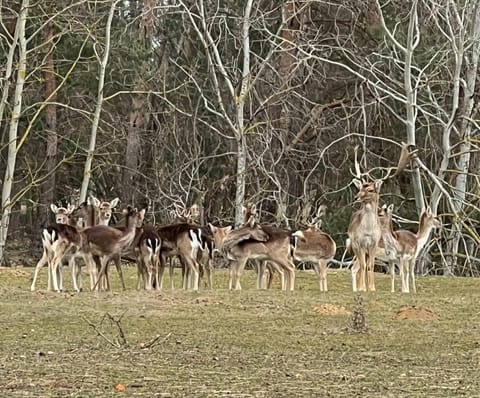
(294, 206), (337, 292)
(348, 143), (417, 292)
(387, 205), (441, 293)
(154, 223), (206, 290)
(209, 215), (302, 291)
(157, 203), (213, 290)
(136, 226), (162, 290)
(85, 207), (145, 291)
(31, 203), (76, 291)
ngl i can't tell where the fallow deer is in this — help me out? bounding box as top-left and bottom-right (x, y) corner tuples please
(293, 206), (337, 292)
(158, 203), (213, 290)
(155, 222), (206, 290)
(209, 215), (302, 291)
(388, 205), (441, 293)
(30, 203), (76, 291)
(348, 143), (417, 292)
(85, 207), (144, 291)
(136, 226), (162, 290)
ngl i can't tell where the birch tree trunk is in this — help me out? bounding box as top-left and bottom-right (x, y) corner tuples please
(0, 0), (29, 265)
(0, 6), (20, 133)
(41, 20), (58, 223)
(376, 0), (425, 215)
(234, 0), (254, 227)
(79, 0), (120, 202)
(448, 2), (480, 272)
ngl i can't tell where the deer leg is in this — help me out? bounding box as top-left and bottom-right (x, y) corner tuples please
(356, 252), (366, 292)
(316, 259), (328, 292)
(113, 254), (126, 291)
(350, 256), (359, 292)
(31, 248), (48, 291)
(366, 249), (376, 292)
(71, 256), (80, 293)
(256, 261), (265, 289)
(92, 255), (105, 291)
(389, 260), (395, 293)
(399, 258), (406, 293)
(410, 259), (416, 293)
(158, 256), (166, 290)
(136, 256), (145, 290)
(233, 258), (248, 290)
(168, 256), (175, 289)
(267, 263), (279, 289)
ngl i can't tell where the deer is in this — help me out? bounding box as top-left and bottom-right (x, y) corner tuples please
(293, 205), (337, 292)
(83, 206), (145, 291)
(156, 203), (213, 290)
(30, 203), (76, 292)
(381, 204), (441, 293)
(209, 214), (303, 291)
(348, 143), (417, 292)
(154, 222), (206, 290)
(136, 226), (162, 290)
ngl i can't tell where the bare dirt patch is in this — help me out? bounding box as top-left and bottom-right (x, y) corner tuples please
(0, 266), (30, 278)
(395, 305), (438, 321)
(313, 303), (351, 316)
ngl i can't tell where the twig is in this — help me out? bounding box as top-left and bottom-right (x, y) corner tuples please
(82, 316), (121, 348)
(139, 332), (173, 349)
(106, 312), (128, 347)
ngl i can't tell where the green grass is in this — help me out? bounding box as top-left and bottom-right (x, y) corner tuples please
(0, 266), (479, 397)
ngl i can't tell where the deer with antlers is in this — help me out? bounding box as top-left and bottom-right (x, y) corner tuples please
(294, 205), (337, 292)
(153, 203), (213, 290)
(348, 143), (417, 292)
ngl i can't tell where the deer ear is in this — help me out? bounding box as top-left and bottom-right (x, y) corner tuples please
(67, 204), (76, 214)
(50, 204), (59, 213)
(225, 226), (233, 234)
(139, 208), (146, 220)
(374, 179), (383, 191)
(352, 179), (362, 190)
(208, 223), (217, 234)
(387, 204), (394, 213)
(90, 196), (100, 207)
(110, 197), (120, 208)
(426, 206), (432, 215)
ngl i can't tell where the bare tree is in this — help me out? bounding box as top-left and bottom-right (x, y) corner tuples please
(0, 0), (29, 264)
(79, 0), (120, 203)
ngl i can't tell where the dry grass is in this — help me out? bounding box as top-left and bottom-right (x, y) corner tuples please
(0, 265), (479, 397)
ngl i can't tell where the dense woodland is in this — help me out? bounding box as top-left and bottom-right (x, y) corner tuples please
(0, 0), (479, 274)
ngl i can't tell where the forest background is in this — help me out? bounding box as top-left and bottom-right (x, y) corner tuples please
(0, 0), (479, 276)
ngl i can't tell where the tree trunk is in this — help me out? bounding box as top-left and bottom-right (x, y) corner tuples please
(41, 21), (57, 224)
(0, 0), (29, 265)
(234, 0), (254, 228)
(79, 0), (120, 202)
(448, 3), (480, 273)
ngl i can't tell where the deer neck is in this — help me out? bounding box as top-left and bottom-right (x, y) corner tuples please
(118, 214), (139, 248)
(415, 217), (433, 257)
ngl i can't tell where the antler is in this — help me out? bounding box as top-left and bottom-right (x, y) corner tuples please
(380, 142), (418, 182)
(350, 145), (372, 182)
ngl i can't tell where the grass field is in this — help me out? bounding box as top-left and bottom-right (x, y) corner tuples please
(0, 266), (479, 397)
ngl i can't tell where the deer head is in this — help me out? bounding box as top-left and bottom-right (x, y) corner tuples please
(306, 205), (327, 231)
(90, 196), (119, 225)
(50, 203), (75, 224)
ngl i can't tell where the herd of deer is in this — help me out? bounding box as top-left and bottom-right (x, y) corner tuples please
(29, 144), (441, 294)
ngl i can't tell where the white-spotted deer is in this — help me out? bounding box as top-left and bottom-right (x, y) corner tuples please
(348, 143), (417, 292)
